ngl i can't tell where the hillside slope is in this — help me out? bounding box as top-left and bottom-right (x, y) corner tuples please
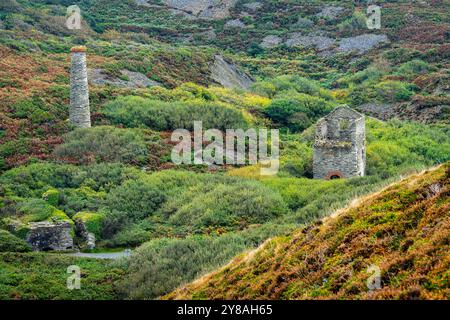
(166, 162), (450, 300)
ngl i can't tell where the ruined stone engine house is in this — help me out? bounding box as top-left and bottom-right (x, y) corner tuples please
(313, 106), (366, 179)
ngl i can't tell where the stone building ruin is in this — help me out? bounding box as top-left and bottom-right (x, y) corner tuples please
(313, 106), (366, 179)
(70, 46), (91, 128)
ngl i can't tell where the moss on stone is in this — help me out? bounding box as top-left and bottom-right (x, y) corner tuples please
(73, 212), (105, 238)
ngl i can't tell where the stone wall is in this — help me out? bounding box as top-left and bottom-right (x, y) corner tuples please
(70, 46), (91, 128)
(26, 221), (74, 251)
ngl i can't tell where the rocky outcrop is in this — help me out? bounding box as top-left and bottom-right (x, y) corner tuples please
(88, 69), (161, 88)
(260, 35), (282, 49)
(295, 17), (314, 28)
(338, 34), (389, 54)
(243, 2), (262, 11)
(286, 33), (336, 51)
(316, 6), (344, 19)
(136, 0), (238, 19)
(74, 219), (96, 250)
(284, 33), (389, 55)
(225, 19), (245, 28)
(26, 221), (73, 251)
(210, 55), (254, 90)
(356, 101), (448, 123)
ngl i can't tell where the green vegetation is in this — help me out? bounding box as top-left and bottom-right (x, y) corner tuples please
(53, 126), (157, 166)
(1, 116), (448, 298)
(103, 96), (249, 131)
(72, 211), (105, 238)
(166, 163), (450, 300)
(0, 230), (31, 252)
(0, 252), (125, 300)
(0, 0), (448, 301)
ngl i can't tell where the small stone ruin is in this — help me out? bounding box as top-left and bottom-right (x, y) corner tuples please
(313, 106), (366, 179)
(26, 221), (74, 251)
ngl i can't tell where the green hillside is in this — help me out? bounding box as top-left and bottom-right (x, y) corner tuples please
(0, 0), (448, 300)
(166, 163), (449, 300)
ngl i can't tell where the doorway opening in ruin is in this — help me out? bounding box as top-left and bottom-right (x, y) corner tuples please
(326, 171), (344, 180)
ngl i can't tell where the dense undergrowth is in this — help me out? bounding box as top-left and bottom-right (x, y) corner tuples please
(166, 162), (450, 300)
(0, 0), (448, 300)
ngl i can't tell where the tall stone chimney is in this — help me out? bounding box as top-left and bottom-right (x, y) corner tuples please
(70, 46), (91, 128)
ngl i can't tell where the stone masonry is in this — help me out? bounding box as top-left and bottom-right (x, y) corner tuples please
(26, 221), (74, 251)
(313, 106), (366, 179)
(70, 46), (91, 128)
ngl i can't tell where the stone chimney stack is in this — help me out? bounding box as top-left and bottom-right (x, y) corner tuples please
(70, 46), (91, 128)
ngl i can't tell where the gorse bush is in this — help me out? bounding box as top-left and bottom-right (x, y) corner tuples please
(374, 81), (416, 103)
(164, 181), (287, 232)
(0, 230), (31, 252)
(252, 75), (333, 100)
(53, 126), (149, 166)
(72, 211), (106, 239)
(349, 80), (417, 105)
(103, 96), (248, 131)
(105, 179), (166, 222)
(265, 93), (333, 132)
(396, 59), (434, 78)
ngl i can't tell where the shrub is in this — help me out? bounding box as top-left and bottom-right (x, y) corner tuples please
(53, 126), (149, 166)
(73, 211), (106, 239)
(11, 97), (54, 124)
(103, 96), (248, 131)
(265, 93), (332, 132)
(373, 81), (415, 103)
(0, 163), (142, 198)
(396, 59), (434, 79)
(105, 179), (166, 223)
(164, 181), (287, 232)
(106, 226), (151, 248)
(42, 188), (60, 206)
(0, 230), (31, 252)
(252, 75), (332, 100)
(337, 67), (386, 87)
(60, 186), (107, 217)
(16, 199), (72, 225)
(337, 11), (367, 35)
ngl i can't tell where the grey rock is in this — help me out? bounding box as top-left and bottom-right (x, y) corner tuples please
(338, 34), (389, 54)
(295, 17), (314, 28)
(88, 69), (161, 88)
(74, 219), (96, 250)
(286, 33), (336, 51)
(26, 221), (74, 251)
(313, 106), (366, 179)
(356, 103), (394, 121)
(243, 2), (262, 11)
(316, 6), (344, 19)
(199, 28), (217, 40)
(260, 35), (282, 49)
(225, 19), (245, 28)
(163, 0), (238, 19)
(210, 55), (254, 90)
